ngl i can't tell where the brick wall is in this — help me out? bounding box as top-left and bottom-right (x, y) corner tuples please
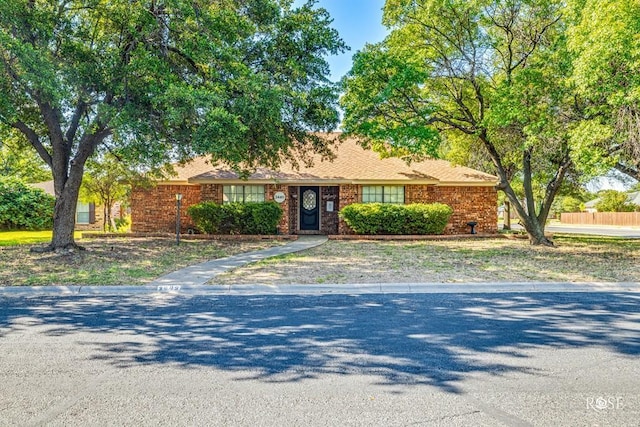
(430, 186), (497, 234)
(337, 184), (497, 235)
(265, 184), (290, 234)
(320, 186), (340, 235)
(288, 186), (298, 234)
(131, 182), (497, 235)
(201, 184), (223, 203)
(131, 184), (201, 233)
(338, 184), (360, 234)
(405, 185), (433, 204)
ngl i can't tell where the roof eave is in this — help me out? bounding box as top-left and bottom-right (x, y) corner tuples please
(435, 180), (499, 187)
(187, 177), (497, 186)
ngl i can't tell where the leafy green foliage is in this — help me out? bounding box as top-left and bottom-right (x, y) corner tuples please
(341, 0), (586, 245)
(595, 190), (638, 212)
(567, 0), (640, 180)
(0, 0), (346, 249)
(115, 215), (131, 233)
(550, 195), (585, 218)
(188, 202), (283, 235)
(340, 44), (441, 161)
(339, 203), (452, 235)
(0, 177), (54, 230)
(0, 132), (50, 183)
(81, 154), (133, 231)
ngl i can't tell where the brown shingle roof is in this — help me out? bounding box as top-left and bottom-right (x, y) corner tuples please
(166, 134), (497, 186)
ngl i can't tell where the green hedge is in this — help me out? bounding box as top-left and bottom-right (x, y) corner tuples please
(339, 203), (453, 235)
(187, 201), (283, 234)
(0, 177), (55, 230)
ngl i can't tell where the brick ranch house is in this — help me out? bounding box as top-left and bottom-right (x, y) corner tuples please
(131, 135), (499, 235)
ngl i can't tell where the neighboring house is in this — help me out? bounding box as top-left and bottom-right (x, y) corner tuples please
(584, 197), (599, 213)
(584, 191), (640, 213)
(30, 180), (108, 231)
(131, 134), (499, 235)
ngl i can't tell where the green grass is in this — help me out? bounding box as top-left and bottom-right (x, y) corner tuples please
(0, 230), (84, 246)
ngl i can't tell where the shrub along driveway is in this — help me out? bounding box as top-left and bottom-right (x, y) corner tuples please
(211, 235), (640, 285)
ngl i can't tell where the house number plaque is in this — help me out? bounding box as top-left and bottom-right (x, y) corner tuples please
(273, 191), (286, 203)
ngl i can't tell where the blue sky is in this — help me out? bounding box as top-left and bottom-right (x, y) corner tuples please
(294, 0), (388, 81)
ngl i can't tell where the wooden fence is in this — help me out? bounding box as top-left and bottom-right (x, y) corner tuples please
(560, 212), (640, 226)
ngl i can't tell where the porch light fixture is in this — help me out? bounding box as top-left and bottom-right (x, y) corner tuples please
(176, 193), (183, 245)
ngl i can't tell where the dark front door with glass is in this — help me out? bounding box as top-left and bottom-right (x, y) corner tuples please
(299, 186), (320, 231)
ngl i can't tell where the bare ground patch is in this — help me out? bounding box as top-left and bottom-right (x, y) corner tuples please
(211, 236), (640, 284)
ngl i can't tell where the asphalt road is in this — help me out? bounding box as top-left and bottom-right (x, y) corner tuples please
(1, 292), (639, 426)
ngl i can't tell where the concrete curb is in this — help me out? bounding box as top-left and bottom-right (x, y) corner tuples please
(2, 282), (639, 298)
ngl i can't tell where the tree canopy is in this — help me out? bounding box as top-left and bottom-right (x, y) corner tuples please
(0, 132), (50, 183)
(566, 0), (640, 182)
(341, 0), (638, 245)
(0, 0), (346, 250)
(595, 190), (638, 212)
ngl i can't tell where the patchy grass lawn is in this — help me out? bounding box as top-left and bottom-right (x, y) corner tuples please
(0, 237), (281, 286)
(0, 230), (84, 246)
(211, 235), (640, 285)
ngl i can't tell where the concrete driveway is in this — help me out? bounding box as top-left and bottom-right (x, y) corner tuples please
(1, 291), (639, 426)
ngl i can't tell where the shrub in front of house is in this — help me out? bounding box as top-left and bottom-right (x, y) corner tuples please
(0, 177), (55, 230)
(188, 201), (283, 234)
(339, 203), (453, 235)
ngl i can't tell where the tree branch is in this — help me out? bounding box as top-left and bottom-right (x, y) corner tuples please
(65, 99), (88, 144)
(12, 121), (53, 168)
(614, 161), (640, 181)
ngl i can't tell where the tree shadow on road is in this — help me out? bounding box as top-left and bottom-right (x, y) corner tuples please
(1, 292), (639, 393)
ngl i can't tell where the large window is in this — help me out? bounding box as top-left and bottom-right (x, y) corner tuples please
(223, 185), (265, 203)
(362, 185), (405, 204)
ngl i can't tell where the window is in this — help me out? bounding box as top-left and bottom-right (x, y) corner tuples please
(362, 186), (405, 204)
(76, 202), (94, 224)
(223, 185), (265, 203)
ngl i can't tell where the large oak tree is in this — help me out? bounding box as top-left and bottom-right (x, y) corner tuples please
(0, 0), (345, 251)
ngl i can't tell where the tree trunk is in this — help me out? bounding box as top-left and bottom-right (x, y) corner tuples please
(502, 188), (554, 246)
(104, 201), (114, 232)
(480, 132), (555, 246)
(519, 214), (554, 246)
(50, 192), (80, 251)
(14, 95), (110, 253)
(30, 175), (84, 252)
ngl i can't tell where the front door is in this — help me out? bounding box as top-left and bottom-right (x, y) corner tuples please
(299, 186), (320, 231)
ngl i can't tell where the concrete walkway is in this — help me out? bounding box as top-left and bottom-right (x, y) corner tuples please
(148, 235), (328, 287)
